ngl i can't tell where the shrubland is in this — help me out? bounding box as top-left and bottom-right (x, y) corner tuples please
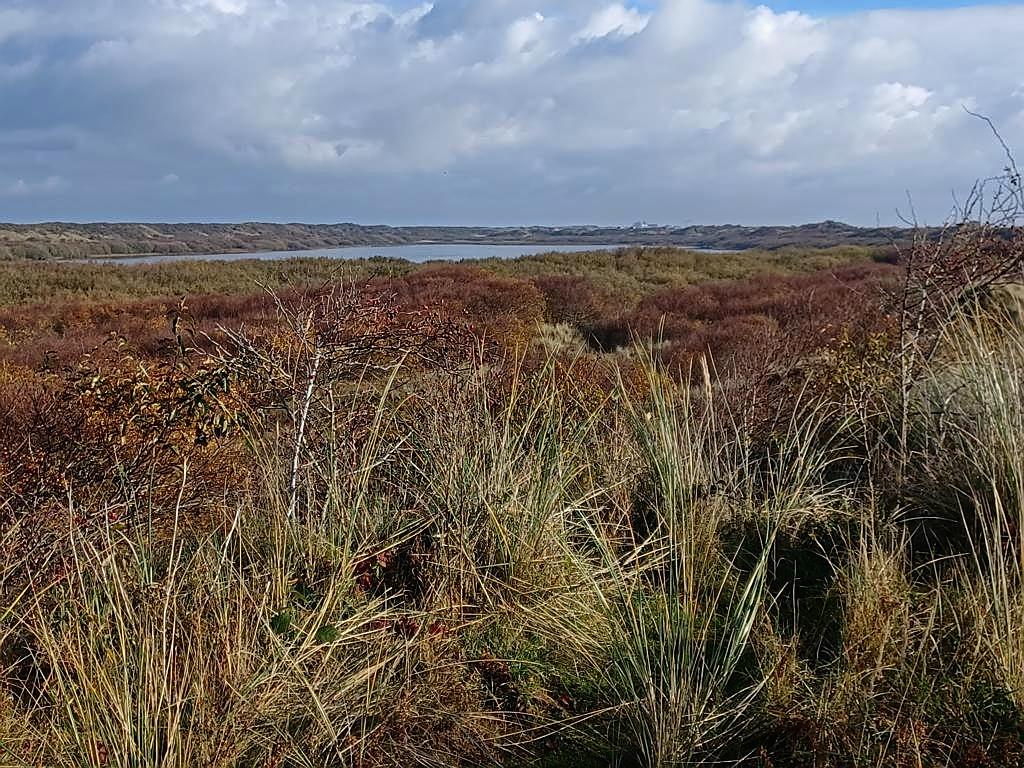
(2, 231), (1024, 767)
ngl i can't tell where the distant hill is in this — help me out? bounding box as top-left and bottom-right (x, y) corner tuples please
(0, 221), (913, 260)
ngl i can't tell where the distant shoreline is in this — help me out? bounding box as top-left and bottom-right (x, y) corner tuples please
(77, 239), (642, 262)
(0, 221), (910, 262)
(72, 241), (692, 267)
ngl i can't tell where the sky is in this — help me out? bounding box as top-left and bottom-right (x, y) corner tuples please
(0, 0), (1022, 226)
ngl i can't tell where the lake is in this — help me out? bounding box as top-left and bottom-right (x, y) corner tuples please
(96, 243), (644, 265)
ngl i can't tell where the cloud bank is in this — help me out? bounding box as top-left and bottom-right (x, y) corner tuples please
(1, 0), (1022, 224)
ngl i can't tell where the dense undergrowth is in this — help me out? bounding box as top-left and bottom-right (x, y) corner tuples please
(2, 237), (1024, 766)
(0, 246), (890, 371)
(0, 245), (880, 307)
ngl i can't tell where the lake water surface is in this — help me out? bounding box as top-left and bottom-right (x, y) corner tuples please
(99, 243), (640, 265)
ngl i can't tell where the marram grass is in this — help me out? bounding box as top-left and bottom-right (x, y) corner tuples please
(2, 314), (1024, 766)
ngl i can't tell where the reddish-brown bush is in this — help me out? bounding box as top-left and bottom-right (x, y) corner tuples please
(0, 284), (478, 569)
(588, 263), (897, 368)
(530, 274), (614, 329)
(371, 266), (546, 348)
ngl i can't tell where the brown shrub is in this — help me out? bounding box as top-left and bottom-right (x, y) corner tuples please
(372, 266), (546, 348)
(530, 274), (613, 328)
(0, 284), (478, 578)
(589, 263), (897, 368)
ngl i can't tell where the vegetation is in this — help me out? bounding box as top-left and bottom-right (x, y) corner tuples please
(0, 245), (887, 375)
(0, 244), (882, 307)
(1, 217), (1024, 767)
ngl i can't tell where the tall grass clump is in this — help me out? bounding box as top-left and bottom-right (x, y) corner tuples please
(512, 355), (861, 767)
(920, 307), (1024, 710)
(575, 370), (776, 766)
(2, 495), (438, 767)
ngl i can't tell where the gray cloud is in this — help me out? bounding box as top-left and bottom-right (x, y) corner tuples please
(0, 0), (1022, 224)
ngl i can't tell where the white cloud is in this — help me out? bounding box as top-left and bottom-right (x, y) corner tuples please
(2, 176), (69, 197)
(506, 12), (546, 55)
(1, 0), (1023, 224)
(575, 4), (649, 42)
(195, 0), (248, 14)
